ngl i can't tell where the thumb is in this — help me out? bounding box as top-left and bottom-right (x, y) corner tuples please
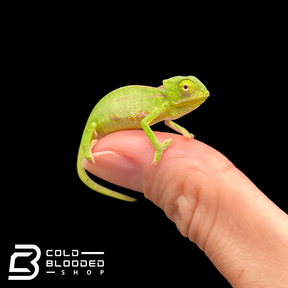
(83, 130), (288, 287)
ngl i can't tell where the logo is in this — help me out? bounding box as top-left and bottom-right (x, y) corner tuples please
(8, 244), (41, 280)
(8, 244), (105, 280)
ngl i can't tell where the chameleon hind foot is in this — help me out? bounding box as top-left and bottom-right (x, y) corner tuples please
(151, 138), (173, 166)
(90, 139), (98, 163)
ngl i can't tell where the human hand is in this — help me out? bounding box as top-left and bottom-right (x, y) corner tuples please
(83, 130), (288, 287)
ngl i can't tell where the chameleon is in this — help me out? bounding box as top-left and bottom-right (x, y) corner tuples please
(77, 76), (209, 202)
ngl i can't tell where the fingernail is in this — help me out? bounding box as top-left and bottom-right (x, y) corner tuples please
(83, 151), (143, 192)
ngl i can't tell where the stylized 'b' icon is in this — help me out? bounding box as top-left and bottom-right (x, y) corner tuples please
(8, 244), (41, 280)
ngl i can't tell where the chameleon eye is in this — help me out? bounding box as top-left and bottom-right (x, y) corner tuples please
(177, 79), (196, 97)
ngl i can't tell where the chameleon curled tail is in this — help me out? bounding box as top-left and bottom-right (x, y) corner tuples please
(77, 144), (137, 202)
(77, 145), (137, 202)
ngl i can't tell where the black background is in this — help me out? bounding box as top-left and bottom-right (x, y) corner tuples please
(5, 8), (287, 287)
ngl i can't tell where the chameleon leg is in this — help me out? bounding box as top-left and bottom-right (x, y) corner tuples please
(90, 139), (98, 163)
(89, 129), (99, 163)
(141, 110), (173, 166)
(165, 119), (194, 139)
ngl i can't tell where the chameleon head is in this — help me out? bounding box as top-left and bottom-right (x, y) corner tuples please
(162, 76), (209, 108)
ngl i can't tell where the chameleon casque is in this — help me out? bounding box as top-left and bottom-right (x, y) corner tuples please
(77, 76), (209, 202)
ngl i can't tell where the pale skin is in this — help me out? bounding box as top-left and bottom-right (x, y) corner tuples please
(77, 76), (209, 201)
(83, 131), (288, 287)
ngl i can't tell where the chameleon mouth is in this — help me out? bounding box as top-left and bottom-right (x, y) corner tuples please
(173, 93), (208, 106)
(203, 90), (210, 98)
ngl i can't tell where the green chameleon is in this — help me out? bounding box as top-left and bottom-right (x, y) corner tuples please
(77, 76), (209, 202)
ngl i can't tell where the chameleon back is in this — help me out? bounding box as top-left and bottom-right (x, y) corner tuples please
(89, 85), (167, 137)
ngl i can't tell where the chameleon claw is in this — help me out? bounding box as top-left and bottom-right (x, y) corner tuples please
(151, 159), (157, 167)
(183, 133), (194, 140)
(151, 151), (162, 166)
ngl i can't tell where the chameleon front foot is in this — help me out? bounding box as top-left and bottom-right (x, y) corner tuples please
(164, 119), (194, 139)
(151, 138), (173, 166)
(183, 132), (194, 140)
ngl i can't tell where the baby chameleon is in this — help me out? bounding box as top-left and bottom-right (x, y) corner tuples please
(77, 76), (209, 202)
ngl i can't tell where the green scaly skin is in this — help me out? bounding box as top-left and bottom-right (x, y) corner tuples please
(77, 76), (209, 202)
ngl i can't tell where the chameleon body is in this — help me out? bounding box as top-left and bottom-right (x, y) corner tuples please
(77, 76), (209, 202)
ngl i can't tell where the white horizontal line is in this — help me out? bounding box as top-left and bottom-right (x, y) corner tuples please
(81, 251), (104, 255)
(46, 271), (55, 273)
